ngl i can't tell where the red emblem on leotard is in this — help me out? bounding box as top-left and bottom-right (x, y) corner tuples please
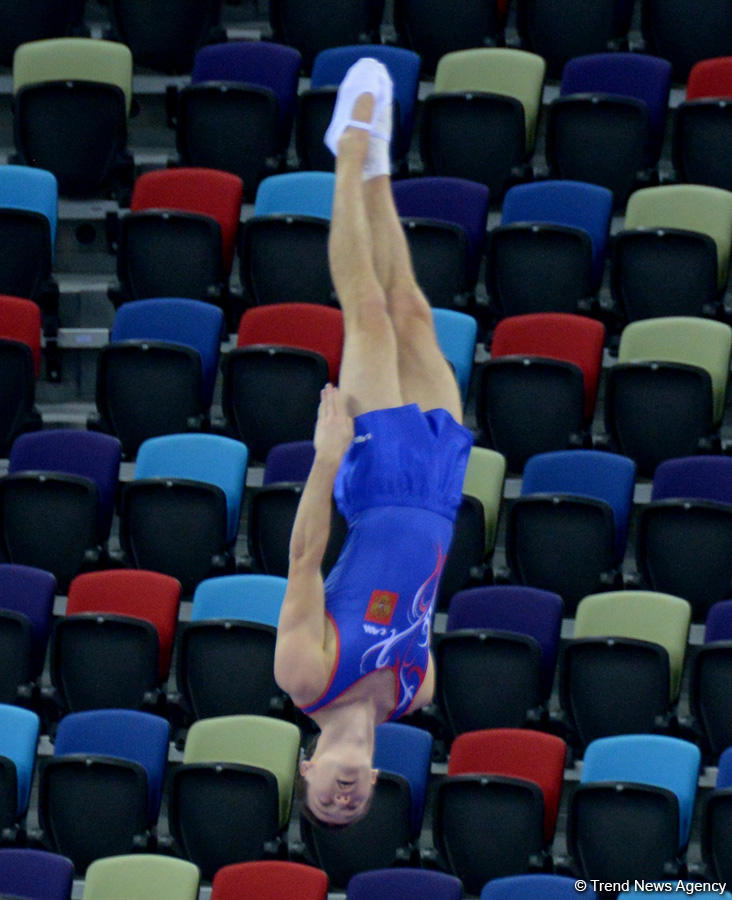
(365, 590), (398, 625)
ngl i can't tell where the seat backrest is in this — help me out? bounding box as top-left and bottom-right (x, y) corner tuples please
(431, 307), (477, 403)
(373, 722), (432, 838)
(263, 440), (316, 484)
(135, 434), (248, 546)
(617, 316), (732, 426)
(0, 848), (74, 900)
(686, 57), (732, 100)
(447, 585), (563, 699)
(581, 734), (701, 847)
(521, 450), (636, 563)
(254, 172), (336, 219)
(705, 599), (732, 643)
(448, 728), (566, 840)
(111, 298), (224, 409)
(191, 573), (287, 628)
(66, 569), (181, 680)
(461, 446), (506, 554)
(53, 709), (169, 821)
(624, 185), (732, 291)
(0, 704), (39, 816)
(13, 37), (133, 115)
(211, 861), (328, 900)
(130, 168), (243, 275)
(491, 313), (606, 422)
(481, 874), (599, 900)
(8, 430), (122, 541)
(574, 590), (692, 700)
(310, 45), (421, 157)
(560, 52), (672, 157)
(347, 868), (463, 899)
(0, 165), (58, 250)
(0, 563), (56, 677)
(236, 302), (344, 383)
(0, 294), (42, 376)
(82, 854), (200, 900)
(182, 715), (301, 827)
(651, 455), (732, 505)
(434, 48), (546, 152)
(501, 180), (613, 286)
(717, 745), (732, 788)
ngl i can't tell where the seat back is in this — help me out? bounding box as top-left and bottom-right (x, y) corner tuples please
(211, 861), (328, 900)
(254, 172), (336, 219)
(575, 590), (691, 701)
(521, 450), (636, 564)
(0, 704), (39, 817)
(617, 316), (732, 426)
(82, 853), (200, 900)
(434, 48), (546, 152)
(461, 446), (506, 555)
(8, 430), (121, 541)
(0, 295), (42, 377)
(581, 734), (701, 847)
(641, 0), (732, 80)
(0, 165), (58, 252)
(13, 37), (133, 115)
(263, 441), (316, 485)
(705, 600), (732, 643)
(0, 563), (55, 679)
(687, 57), (732, 99)
(111, 298), (224, 409)
(66, 570), (181, 680)
(236, 302), (344, 383)
(481, 874), (599, 900)
(624, 185), (732, 292)
(347, 867), (463, 899)
(0, 848), (74, 900)
(491, 313), (606, 422)
(182, 715), (300, 827)
(652, 455), (732, 504)
(373, 722), (432, 839)
(135, 434), (248, 546)
(130, 168), (243, 276)
(431, 307), (477, 403)
(191, 574), (287, 628)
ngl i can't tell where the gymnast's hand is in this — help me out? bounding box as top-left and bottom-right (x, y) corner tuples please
(314, 384), (354, 465)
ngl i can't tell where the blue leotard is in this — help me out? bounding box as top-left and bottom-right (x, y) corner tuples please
(301, 404), (473, 721)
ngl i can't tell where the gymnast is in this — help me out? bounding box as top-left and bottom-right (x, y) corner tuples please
(273, 58), (473, 826)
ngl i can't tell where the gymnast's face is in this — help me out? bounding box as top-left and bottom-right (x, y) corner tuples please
(300, 755), (378, 826)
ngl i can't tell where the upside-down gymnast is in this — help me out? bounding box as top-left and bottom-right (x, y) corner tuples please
(273, 58), (473, 826)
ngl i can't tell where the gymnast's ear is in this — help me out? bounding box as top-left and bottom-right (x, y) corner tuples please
(371, 768), (379, 784)
(300, 759), (315, 776)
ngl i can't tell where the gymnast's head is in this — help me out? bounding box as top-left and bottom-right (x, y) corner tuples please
(298, 732), (379, 827)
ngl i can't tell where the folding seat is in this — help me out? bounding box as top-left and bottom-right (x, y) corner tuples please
(603, 317), (732, 476)
(0, 0), (81, 67)
(479, 313), (606, 472)
(12, 38), (134, 199)
(689, 599), (732, 758)
(516, 0), (641, 78)
(110, 167), (243, 326)
(392, 177), (490, 312)
(253, 172), (336, 219)
(0, 297), (42, 456)
(0, 848), (73, 900)
(566, 734), (701, 883)
(0, 167), (60, 366)
(0, 705), (40, 841)
(297, 45), (420, 171)
(175, 573), (288, 720)
(222, 303), (343, 462)
(82, 854), (200, 900)
(428, 728), (565, 894)
(168, 715), (300, 881)
(263, 441), (316, 485)
(49, 569), (181, 715)
(611, 185), (732, 323)
(119, 433), (248, 594)
(487, 180), (613, 319)
(546, 53), (673, 206)
(420, 49), (546, 199)
(481, 874), (599, 899)
(506, 450), (636, 613)
(107, 0), (224, 74)
(432, 308), (477, 403)
(640, 0), (732, 81)
(373, 722), (433, 841)
(673, 57), (732, 192)
(446, 585), (563, 703)
(39, 709), (169, 872)
(90, 298), (225, 458)
(212, 861), (328, 900)
(0, 431), (122, 591)
(347, 868), (462, 899)
(393, 0), (506, 77)
(701, 746), (732, 887)
(0, 564), (55, 706)
(461, 445), (507, 563)
(634, 456), (732, 622)
(268, 0), (384, 73)
(175, 43), (301, 198)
